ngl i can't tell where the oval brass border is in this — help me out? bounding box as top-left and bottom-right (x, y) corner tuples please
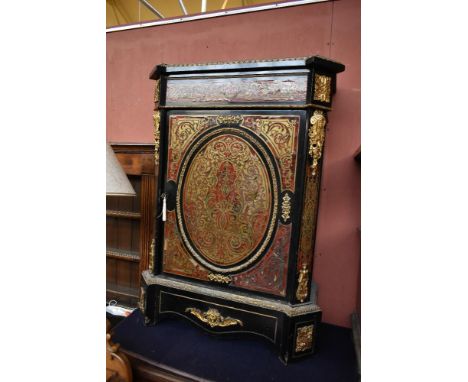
(176, 126), (279, 274)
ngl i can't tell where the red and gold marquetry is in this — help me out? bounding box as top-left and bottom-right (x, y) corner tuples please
(163, 114), (301, 297)
(183, 133), (272, 267)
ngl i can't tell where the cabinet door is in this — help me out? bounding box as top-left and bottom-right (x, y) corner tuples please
(160, 111), (307, 298)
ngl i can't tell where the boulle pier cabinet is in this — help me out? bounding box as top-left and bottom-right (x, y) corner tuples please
(140, 56), (345, 363)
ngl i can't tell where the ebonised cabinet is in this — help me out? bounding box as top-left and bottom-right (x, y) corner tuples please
(141, 57), (345, 363)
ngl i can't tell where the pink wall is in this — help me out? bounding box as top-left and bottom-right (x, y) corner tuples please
(107, 0), (361, 327)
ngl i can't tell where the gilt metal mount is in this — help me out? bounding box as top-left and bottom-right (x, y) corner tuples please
(309, 110), (326, 180)
(185, 307), (243, 328)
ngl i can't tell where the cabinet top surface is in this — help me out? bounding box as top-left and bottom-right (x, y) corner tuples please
(150, 55), (345, 79)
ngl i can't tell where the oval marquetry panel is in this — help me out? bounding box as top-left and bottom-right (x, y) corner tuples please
(177, 128), (279, 273)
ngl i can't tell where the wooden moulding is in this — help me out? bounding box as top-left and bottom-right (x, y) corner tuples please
(106, 210), (141, 219)
(111, 143), (156, 175)
(106, 248), (140, 262)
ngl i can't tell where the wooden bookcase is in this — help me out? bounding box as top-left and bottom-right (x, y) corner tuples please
(106, 143), (156, 308)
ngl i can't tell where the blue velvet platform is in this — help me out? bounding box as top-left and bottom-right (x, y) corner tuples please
(112, 309), (358, 381)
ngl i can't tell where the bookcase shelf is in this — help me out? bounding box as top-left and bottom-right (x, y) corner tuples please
(106, 248), (140, 262)
(106, 143), (156, 308)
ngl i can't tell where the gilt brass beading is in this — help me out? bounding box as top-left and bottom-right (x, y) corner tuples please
(138, 287), (146, 313)
(149, 238), (155, 273)
(143, 271), (321, 317)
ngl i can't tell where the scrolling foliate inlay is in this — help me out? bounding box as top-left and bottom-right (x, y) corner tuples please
(153, 111), (161, 166)
(252, 119), (295, 157)
(208, 273), (232, 284)
(168, 116), (213, 180)
(164, 114), (298, 295)
(309, 110), (326, 180)
(295, 325), (314, 352)
(281, 194), (292, 221)
(313, 74), (331, 103)
(183, 135), (272, 267)
(242, 116), (299, 190)
(232, 224), (290, 297)
(297, 165), (320, 273)
(168, 115), (299, 190)
(216, 115), (244, 126)
(253, 119), (295, 189)
(177, 128), (279, 274)
(162, 211), (209, 281)
(171, 117), (210, 153)
(185, 307), (243, 328)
